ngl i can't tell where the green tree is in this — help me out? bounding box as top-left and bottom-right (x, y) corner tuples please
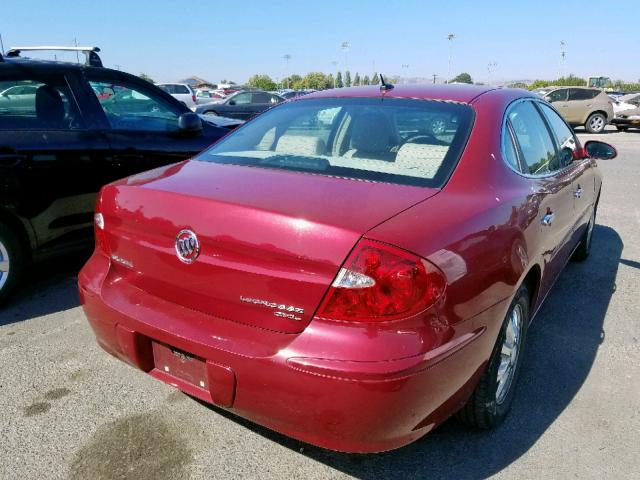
(336, 71), (344, 88)
(299, 72), (330, 90)
(451, 72), (473, 84)
(371, 72), (379, 85)
(528, 75), (587, 90)
(362, 75), (370, 86)
(247, 74), (277, 91)
(138, 73), (155, 83)
(345, 70), (352, 87)
(353, 72), (361, 86)
(326, 73), (335, 89)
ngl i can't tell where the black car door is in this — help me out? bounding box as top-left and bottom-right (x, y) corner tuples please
(82, 70), (225, 182)
(249, 92), (281, 118)
(0, 68), (111, 251)
(220, 91), (254, 120)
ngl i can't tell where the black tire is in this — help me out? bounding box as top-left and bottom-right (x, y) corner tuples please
(616, 126), (629, 132)
(572, 202), (597, 262)
(0, 222), (24, 306)
(456, 284), (529, 429)
(585, 112), (607, 134)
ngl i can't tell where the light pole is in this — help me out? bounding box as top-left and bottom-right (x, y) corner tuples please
(0, 33), (5, 55)
(487, 62), (497, 86)
(401, 64), (409, 84)
(432, 73), (438, 84)
(283, 54), (291, 89)
(558, 40), (566, 79)
(447, 33), (456, 83)
(341, 41), (350, 73)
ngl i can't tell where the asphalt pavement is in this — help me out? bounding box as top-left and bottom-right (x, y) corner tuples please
(1, 127), (638, 480)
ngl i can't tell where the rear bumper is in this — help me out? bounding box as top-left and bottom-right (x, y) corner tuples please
(612, 117), (640, 127)
(78, 252), (502, 453)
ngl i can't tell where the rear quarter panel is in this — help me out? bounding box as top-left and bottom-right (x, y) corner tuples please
(366, 89), (545, 332)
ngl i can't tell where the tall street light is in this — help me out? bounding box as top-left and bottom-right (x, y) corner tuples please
(341, 41), (350, 72)
(283, 54), (291, 89)
(331, 61), (339, 88)
(487, 62), (497, 86)
(401, 64), (409, 84)
(447, 33), (456, 83)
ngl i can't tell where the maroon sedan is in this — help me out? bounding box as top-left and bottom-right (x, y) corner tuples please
(79, 84), (616, 453)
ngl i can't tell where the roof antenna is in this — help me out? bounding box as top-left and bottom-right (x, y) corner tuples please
(379, 74), (394, 91)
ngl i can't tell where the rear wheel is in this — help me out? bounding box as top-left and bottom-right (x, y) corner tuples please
(585, 113), (606, 133)
(572, 202), (597, 262)
(0, 222), (24, 305)
(457, 284), (529, 429)
(616, 126), (629, 132)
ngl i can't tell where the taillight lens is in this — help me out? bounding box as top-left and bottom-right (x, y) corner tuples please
(94, 212), (109, 254)
(317, 240), (446, 322)
(192, 94), (197, 103)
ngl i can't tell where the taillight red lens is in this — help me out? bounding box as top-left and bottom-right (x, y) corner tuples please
(317, 240), (446, 322)
(192, 94), (197, 103)
(94, 212), (109, 254)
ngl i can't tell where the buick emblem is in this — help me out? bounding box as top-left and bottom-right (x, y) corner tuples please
(175, 229), (200, 264)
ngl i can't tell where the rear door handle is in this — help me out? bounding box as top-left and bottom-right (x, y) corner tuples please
(541, 212), (555, 226)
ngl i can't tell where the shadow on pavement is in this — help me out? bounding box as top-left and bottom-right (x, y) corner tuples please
(195, 225), (622, 480)
(0, 252), (89, 326)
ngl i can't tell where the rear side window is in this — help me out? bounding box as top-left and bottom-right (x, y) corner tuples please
(0, 77), (84, 130)
(174, 85), (190, 94)
(508, 101), (556, 175)
(195, 97), (474, 188)
(568, 89), (599, 101)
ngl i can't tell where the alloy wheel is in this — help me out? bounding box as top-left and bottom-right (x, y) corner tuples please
(589, 115), (605, 133)
(0, 239), (10, 291)
(496, 303), (523, 405)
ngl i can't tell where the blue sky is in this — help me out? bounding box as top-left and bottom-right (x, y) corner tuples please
(2, 0), (637, 84)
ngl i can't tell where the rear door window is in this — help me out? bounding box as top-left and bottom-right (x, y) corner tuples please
(568, 89), (598, 101)
(0, 76), (84, 130)
(508, 101), (557, 175)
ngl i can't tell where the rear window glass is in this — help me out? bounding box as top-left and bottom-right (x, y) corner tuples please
(195, 97), (474, 187)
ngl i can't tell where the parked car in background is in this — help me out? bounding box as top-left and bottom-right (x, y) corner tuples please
(539, 87), (614, 133)
(611, 107), (640, 132)
(195, 90), (284, 120)
(276, 90), (312, 100)
(156, 83), (197, 108)
(0, 46), (227, 304)
(80, 83), (616, 453)
(195, 89), (225, 105)
(612, 93), (640, 115)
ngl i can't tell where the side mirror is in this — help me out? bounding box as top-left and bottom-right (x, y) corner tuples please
(584, 140), (617, 160)
(178, 112), (203, 135)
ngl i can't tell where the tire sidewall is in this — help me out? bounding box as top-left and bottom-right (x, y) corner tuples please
(0, 223), (23, 304)
(586, 113), (606, 133)
(485, 285), (530, 422)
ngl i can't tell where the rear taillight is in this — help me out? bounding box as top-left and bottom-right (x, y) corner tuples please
(317, 240), (446, 322)
(192, 94), (196, 103)
(94, 212), (109, 254)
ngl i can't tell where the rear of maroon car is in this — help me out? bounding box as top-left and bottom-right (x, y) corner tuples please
(79, 92), (489, 452)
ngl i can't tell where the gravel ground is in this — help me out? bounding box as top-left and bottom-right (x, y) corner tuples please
(1, 128), (639, 480)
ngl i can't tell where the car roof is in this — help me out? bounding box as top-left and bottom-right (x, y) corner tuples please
(303, 84), (520, 104)
(0, 56), (99, 72)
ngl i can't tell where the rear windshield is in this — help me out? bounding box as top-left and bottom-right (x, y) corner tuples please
(195, 97), (474, 188)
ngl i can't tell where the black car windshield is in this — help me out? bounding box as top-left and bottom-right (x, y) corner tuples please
(195, 97), (474, 187)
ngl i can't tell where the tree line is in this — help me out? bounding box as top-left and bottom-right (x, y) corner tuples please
(246, 71), (382, 91)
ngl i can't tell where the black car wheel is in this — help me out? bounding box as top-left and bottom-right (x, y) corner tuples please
(616, 126), (629, 132)
(572, 202), (597, 262)
(585, 113), (607, 134)
(456, 284), (529, 429)
(0, 222), (24, 305)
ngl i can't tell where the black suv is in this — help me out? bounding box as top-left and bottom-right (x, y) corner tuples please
(0, 46), (227, 303)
